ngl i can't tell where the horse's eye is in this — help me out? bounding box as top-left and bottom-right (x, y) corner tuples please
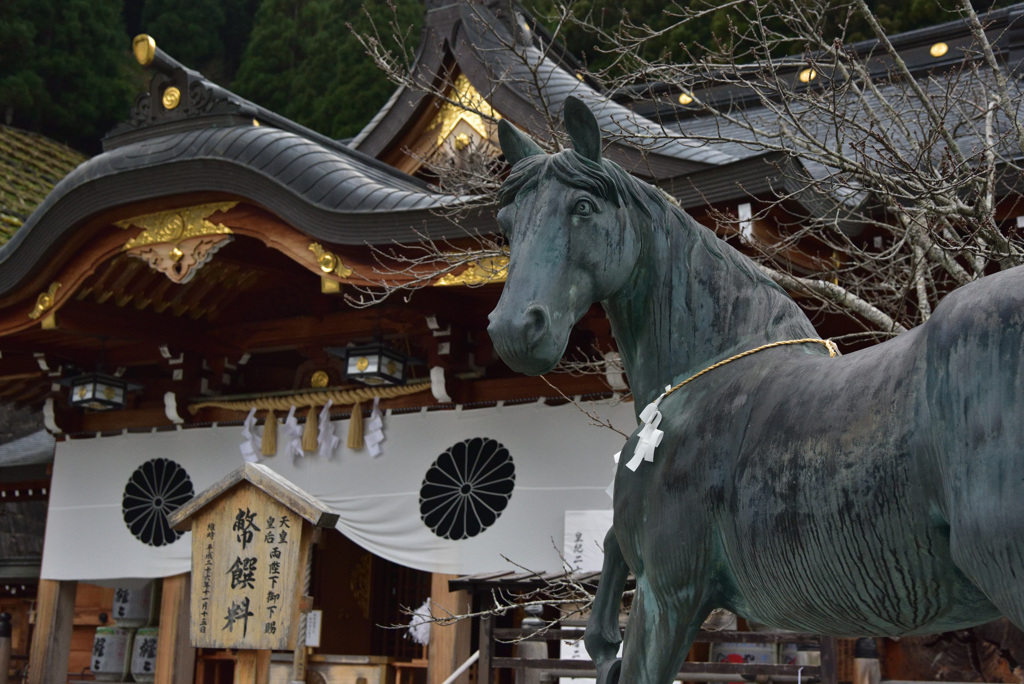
(573, 198), (595, 217)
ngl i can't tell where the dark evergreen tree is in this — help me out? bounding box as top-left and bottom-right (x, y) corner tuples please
(232, 0), (422, 140)
(140, 0), (259, 84)
(528, 0), (1019, 72)
(0, 0), (137, 153)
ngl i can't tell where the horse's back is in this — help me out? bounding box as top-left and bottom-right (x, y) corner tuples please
(914, 267), (1024, 626)
(719, 267), (1024, 634)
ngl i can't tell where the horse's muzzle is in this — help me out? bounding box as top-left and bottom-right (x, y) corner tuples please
(487, 303), (560, 375)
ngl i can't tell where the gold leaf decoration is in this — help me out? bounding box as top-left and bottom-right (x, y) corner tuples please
(29, 282), (61, 320)
(427, 74), (501, 147)
(118, 203), (238, 284)
(308, 242), (354, 278)
(118, 202), (237, 250)
(434, 256), (509, 287)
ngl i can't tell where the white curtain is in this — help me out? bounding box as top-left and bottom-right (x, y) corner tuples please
(41, 399), (635, 582)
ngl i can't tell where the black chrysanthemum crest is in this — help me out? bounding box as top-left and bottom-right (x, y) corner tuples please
(122, 458), (194, 547)
(419, 437), (515, 540)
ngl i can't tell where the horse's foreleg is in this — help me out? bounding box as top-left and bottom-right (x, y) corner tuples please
(618, 577), (707, 684)
(585, 527), (627, 684)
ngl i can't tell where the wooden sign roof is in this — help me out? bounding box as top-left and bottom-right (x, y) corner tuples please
(168, 462), (339, 532)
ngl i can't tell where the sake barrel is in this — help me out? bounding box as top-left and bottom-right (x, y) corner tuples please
(112, 582), (155, 627)
(130, 626), (159, 682)
(91, 626), (132, 681)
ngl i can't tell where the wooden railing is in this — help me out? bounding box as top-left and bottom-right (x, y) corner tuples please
(478, 623), (838, 684)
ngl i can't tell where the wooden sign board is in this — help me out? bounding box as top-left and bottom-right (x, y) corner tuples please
(168, 463), (339, 653)
(190, 486), (309, 650)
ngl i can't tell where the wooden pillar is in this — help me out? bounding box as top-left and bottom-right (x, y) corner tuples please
(156, 573), (196, 684)
(27, 579), (76, 684)
(0, 612), (11, 684)
(476, 613), (493, 684)
(427, 573), (472, 684)
(820, 636), (839, 684)
(235, 650), (258, 684)
(233, 650), (270, 684)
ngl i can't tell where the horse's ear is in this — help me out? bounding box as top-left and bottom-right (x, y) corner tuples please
(564, 96), (601, 163)
(499, 120), (544, 166)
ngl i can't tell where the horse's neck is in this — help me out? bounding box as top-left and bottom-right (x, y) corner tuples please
(604, 212), (819, 407)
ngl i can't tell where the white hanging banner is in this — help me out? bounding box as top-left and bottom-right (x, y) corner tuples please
(41, 399), (634, 581)
(563, 510), (614, 574)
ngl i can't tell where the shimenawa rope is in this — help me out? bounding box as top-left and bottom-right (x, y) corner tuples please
(622, 338), (838, 472)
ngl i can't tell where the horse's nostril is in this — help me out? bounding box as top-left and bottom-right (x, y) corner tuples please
(523, 305), (549, 349)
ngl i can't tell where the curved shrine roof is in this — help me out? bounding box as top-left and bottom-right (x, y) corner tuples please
(0, 113), (481, 300)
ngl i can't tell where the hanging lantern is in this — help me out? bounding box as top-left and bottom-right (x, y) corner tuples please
(343, 342), (408, 386)
(63, 372), (139, 411)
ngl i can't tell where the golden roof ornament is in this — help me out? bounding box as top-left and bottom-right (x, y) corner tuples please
(428, 74), (501, 147)
(308, 243), (354, 278)
(29, 282), (61, 320)
(434, 255), (509, 287)
(118, 202), (237, 284)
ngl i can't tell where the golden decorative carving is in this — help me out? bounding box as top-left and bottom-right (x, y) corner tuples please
(308, 243), (354, 278)
(118, 202), (237, 283)
(133, 34), (156, 66)
(321, 277), (341, 294)
(162, 86), (181, 110)
(428, 74), (501, 147)
(129, 236), (234, 284)
(29, 282), (61, 320)
(119, 202), (236, 249)
(434, 255), (509, 287)
(310, 371), (330, 388)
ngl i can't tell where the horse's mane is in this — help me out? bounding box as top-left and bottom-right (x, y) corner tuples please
(499, 150), (741, 267)
(500, 150), (663, 221)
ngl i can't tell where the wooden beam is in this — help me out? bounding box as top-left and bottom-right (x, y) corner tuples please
(188, 372), (621, 425)
(57, 301), (240, 357)
(211, 307), (427, 353)
(427, 573), (472, 684)
(155, 573), (196, 684)
(78, 406), (179, 432)
(27, 579), (76, 684)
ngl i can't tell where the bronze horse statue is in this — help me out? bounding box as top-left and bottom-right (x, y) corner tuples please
(487, 96), (1024, 684)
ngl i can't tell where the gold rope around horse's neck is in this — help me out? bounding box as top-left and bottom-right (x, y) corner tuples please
(661, 338), (839, 401)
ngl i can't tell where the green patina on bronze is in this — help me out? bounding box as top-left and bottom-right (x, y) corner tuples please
(489, 96), (1024, 684)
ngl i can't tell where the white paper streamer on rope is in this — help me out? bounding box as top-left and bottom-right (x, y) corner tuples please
(282, 406), (304, 460)
(624, 387), (668, 471)
(239, 407), (262, 463)
(364, 397), (385, 458)
(317, 400), (340, 459)
(606, 451), (619, 499)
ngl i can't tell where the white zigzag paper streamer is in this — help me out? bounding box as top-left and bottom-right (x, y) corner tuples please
(239, 407), (261, 463)
(317, 400), (340, 459)
(364, 396), (385, 458)
(282, 406), (304, 461)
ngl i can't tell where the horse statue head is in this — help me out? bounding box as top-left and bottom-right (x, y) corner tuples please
(487, 97), (659, 376)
